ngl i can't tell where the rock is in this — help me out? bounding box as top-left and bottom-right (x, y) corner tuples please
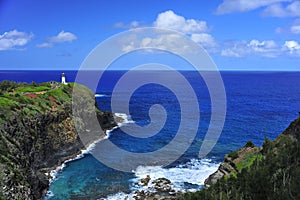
(133, 190), (152, 200)
(140, 175), (151, 186)
(153, 178), (172, 193)
(204, 144), (260, 188)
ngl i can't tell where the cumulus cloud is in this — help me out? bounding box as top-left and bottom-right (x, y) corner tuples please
(37, 30), (77, 48)
(283, 40), (300, 55)
(0, 30), (33, 50)
(153, 10), (209, 34)
(152, 10), (218, 52)
(119, 11), (217, 54)
(262, 1), (300, 17)
(215, 0), (290, 14)
(191, 33), (218, 50)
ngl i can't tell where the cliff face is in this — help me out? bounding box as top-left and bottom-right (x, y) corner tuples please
(0, 81), (118, 200)
(181, 114), (300, 200)
(204, 141), (261, 188)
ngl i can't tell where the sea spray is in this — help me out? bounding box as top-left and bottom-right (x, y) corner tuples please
(106, 158), (220, 199)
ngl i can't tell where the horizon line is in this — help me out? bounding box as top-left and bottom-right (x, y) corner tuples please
(0, 69), (300, 72)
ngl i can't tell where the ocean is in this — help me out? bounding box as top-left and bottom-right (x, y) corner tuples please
(1, 70), (299, 199)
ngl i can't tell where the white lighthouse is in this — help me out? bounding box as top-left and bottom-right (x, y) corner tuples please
(61, 73), (67, 85)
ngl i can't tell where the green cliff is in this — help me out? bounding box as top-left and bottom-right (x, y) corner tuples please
(0, 81), (119, 200)
(181, 114), (300, 200)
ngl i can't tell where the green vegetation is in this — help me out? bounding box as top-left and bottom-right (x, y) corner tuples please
(15, 86), (50, 93)
(0, 81), (74, 123)
(236, 151), (262, 171)
(180, 131), (300, 200)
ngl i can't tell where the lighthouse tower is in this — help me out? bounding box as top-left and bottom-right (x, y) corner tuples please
(61, 73), (67, 85)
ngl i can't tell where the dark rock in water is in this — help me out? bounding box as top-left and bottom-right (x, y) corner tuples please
(141, 175), (151, 186)
(133, 177), (179, 200)
(153, 178), (172, 192)
(134, 190), (148, 200)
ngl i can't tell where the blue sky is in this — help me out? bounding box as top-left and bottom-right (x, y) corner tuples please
(0, 0), (300, 71)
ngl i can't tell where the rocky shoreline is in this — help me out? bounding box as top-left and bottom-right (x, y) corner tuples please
(45, 112), (125, 185)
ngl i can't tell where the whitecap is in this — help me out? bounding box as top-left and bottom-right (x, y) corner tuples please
(105, 192), (133, 200)
(95, 94), (108, 98)
(114, 113), (135, 126)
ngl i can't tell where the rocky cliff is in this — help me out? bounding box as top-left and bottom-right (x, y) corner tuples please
(204, 141), (261, 188)
(0, 81), (120, 200)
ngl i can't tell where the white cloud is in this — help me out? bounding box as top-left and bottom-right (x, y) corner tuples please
(290, 19), (300, 34)
(121, 33), (195, 54)
(114, 21), (140, 29)
(291, 24), (300, 33)
(37, 30), (77, 48)
(262, 1), (300, 17)
(119, 11), (217, 54)
(36, 42), (53, 48)
(0, 30), (33, 50)
(191, 33), (218, 50)
(283, 40), (300, 55)
(222, 39), (300, 57)
(221, 48), (243, 57)
(152, 10), (218, 53)
(215, 0), (290, 14)
(153, 10), (209, 34)
(48, 31), (77, 43)
(276, 19), (300, 34)
(221, 39), (280, 57)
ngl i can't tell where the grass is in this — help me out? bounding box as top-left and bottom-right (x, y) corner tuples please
(15, 86), (50, 93)
(0, 82), (65, 123)
(236, 151), (263, 171)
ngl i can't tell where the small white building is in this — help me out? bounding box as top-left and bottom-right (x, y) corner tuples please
(61, 73), (67, 85)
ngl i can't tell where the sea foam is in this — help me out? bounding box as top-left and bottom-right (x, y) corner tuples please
(106, 158), (220, 199)
(46, 113), (132, 184)
(95, 94), (109, 98)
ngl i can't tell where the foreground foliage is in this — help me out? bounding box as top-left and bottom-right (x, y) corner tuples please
(180, 118), (300, 200)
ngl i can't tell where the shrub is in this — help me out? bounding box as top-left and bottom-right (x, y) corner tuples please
(245, 141), (255, 148)
(228, 150), (239, 160)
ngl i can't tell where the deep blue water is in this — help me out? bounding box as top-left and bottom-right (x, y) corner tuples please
(1, 70), (300, 199)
